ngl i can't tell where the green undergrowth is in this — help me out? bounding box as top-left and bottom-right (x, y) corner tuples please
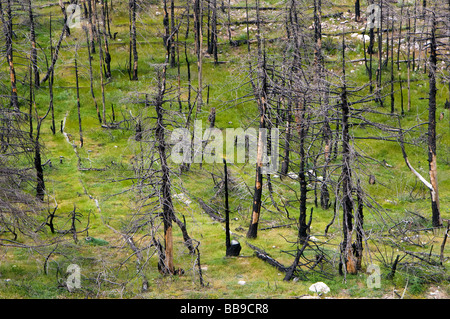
(0, 0), (448, 299)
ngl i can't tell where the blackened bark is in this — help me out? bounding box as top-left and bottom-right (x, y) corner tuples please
(84, 26), (102, 124)
(28, 0), (39, 88)
(296, 101), (308, 243)
(0, 0), (18, 109)
(100, 0), (111, 78)
(355, 185), (364, 270)
(224, 159), (240, 256)
(427, 13), (442, 227)
(75, 46), (83, 148)
(340, 38), (356, 274)
(247, 0), (266, 239)
(130, 0), (138, 80)
(155, 80), (176, 274)
(40, 19), (67, 85)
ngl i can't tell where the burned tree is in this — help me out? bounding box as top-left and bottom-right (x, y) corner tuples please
(223, 159), (241, 256)
(129, 0), (138, 80)
(426, 9), (442, 227)
(0, 0), (18, 109)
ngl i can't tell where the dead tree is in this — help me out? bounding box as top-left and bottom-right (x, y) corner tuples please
(74, 44), (83, 148)
(194, 0), (203, 111)
(246, 0), (267, 239)
(0, 106), (40, 241)
(129, 0), (138, 80)
(340, 35), (357, 275)
(39, 9), (67, 85)
(28, 0), (39, 88)
(0, 0), (18, 109)
(426, 9), (442, 227)
(99, 0), (111, 78)
(83, 26), (102, 124)
(224, 159), (241, 256)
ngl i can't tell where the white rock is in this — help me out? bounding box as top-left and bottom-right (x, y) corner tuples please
(309, 282), (330, 294)
(238, 280), (246, 285)
(287, 172), (298, 179)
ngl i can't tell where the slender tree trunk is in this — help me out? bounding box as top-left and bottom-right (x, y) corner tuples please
(86, 0), (96, 53)
(247, 0), (266, 239)
(130, 0), (138, 80)
(355, 184), (364, 270)
(340, 35), (357, 275)
(194, 0), (203, 111)
(49, 13), (56, 134)
(0, 0), (18, 109)
(407, 8), (411, 112)
(40, 15), (67, 85)
(28, 0), (39, 88)
(170, 0), (176, 67)
(75, 45), (83, 148)
(427, 12), (442, 227)
(97, 20), (107, 124)
(224, 159), (232, 255)
(296, 99), (309, 243)
(99, 0), (111, 78)
(390, 15), (395, 114)
(155, 70), (176, 274)
(84, 26), (102, 124)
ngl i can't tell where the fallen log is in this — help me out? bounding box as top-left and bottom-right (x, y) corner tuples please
(197, 198), (225, 223)
(247, 243), (287, 273)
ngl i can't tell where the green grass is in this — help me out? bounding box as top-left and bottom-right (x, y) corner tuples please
(0, 0), (448, 299)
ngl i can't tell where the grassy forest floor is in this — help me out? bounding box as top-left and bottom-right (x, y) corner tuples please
(0, 0), (449, 299)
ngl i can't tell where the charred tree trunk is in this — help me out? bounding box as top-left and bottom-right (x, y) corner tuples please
(208, 0), (218, 63)
(28, 0), (39, 89)
(170, 0), (176, 67)
(355, 0), (360, 22)
(86, 0), (96, 54)
(155, 76), (176, 275)
(340, 37), (357, 275)
(320, 117), (332, 209)
(59, 0), (70, 36)
(84, 26), (102, 124)
(129, 0), (138, 80)
(194, 0), (203, 111)
(247, 125), (264, 238)
(99, 0), (111, 78)
(355, 184), (364, 270)
(280, 101), (292, 175)
(75, 45), (83, 148)
(224, 159), (241, 256)
(427, 12), (442, 227)
(35, 134), (45, 201)
(296, 99), (309, 243)
(49, 13), (56, 134)
(0, 0), (18, 109)
(97, 19), (107, 124)
(247, 0), (266, 239)
(40, 15), (67, 85)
